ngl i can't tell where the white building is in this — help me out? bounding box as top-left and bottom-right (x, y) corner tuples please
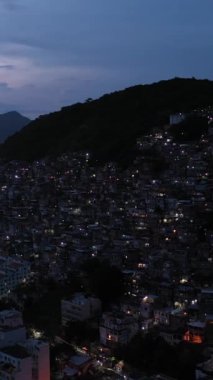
(0, 309), (50, 380)
(22, 339), (50, 380)
(0, 345), (32, 380)
(0, 256), (30, 298)
(0, 340), (50, 380)
(99, 311), (138, 346)
(61, 293), (101, 325)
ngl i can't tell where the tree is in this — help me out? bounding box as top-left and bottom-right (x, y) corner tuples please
(171, 115), (208, 142)
(82, 259), (124, 306)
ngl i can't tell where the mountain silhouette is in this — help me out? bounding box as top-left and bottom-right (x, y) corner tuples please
(0, 111), (30, 143)
(1, 78), (213, 163)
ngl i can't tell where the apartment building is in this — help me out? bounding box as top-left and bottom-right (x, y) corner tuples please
(61, 293), (101, 325)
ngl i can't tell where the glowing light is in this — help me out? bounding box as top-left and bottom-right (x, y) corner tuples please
(180, 278), (188, 284)
(183, 331), (203, 344)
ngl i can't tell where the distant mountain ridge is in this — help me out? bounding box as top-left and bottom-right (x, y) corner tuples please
(1, 78), (213, 163)
(0, 111), (30, 143)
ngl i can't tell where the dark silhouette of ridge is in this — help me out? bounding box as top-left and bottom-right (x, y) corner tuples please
(0, 78), (213, 163)
(0, 111), (30, 143)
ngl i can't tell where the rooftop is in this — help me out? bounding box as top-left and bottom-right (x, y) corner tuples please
(1, 345), (30, 359)
(70, 354), (91, 366)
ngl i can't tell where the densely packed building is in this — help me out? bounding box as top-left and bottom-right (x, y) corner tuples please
(0, 117), (213, 379)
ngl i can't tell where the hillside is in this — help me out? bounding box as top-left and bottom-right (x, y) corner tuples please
(0, 111), (30, 143)
(1, 78), (213, 163)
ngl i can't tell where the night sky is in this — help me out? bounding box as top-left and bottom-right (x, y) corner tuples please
(0, 0), (213, 118)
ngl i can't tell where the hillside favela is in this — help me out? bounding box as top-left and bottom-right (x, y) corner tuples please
(0, 78), (212, 380)
(1, 1), (213, 380)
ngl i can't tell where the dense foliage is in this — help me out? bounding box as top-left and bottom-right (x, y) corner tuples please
(170, 115), (209, 142)
(81, 258), (124, 307)
(114, 333), (203, 380)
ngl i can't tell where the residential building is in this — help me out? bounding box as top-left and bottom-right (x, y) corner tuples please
(61, 293), (101, 325)
(99, 311), (138, 346)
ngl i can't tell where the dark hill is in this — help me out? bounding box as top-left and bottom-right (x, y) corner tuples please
(1, 78), (213, 162)
(0, 111), (30, 143)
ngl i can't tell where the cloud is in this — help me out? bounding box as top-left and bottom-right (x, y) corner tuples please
(0, 42), (115, 117)
(0, 64), (15, 70)
(0, 50), (108, 89)
(0, 0), (22, 10)
(0, 82), (9, 89)
(0, 0), (212, 117)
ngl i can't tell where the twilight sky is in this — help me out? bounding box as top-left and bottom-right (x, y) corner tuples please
(0, 0), (213, 118)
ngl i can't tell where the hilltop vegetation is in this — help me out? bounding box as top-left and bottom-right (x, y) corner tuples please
(170, 115), (209, 142)
(1, 78), (213, 163)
